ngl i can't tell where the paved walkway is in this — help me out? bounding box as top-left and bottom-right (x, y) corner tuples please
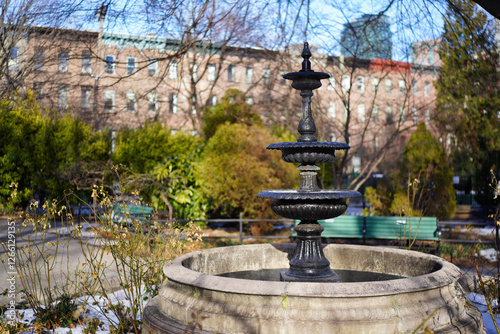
(0, 218), (121, 308)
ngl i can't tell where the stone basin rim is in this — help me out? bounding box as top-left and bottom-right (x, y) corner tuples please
(164, 243), (460, 299)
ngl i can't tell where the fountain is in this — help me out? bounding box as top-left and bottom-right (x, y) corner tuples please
(143, 44), (484, 333)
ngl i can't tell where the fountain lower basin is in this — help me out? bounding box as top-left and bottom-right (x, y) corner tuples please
(143, 243), (484, 333)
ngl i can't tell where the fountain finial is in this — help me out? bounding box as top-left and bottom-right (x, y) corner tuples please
(301, 42), (312, 72)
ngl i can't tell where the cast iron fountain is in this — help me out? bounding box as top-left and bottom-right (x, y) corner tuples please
(143, 44), (485, 334)
(257, 42), (360, 282)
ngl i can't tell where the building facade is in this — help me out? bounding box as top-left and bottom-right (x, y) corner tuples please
(6, 26), (440, 182)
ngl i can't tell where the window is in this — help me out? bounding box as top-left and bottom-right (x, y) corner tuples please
(386, 105), (393, 123)
(330, 133), (336, 142)
(343, 105), (348, 122)
(374, 137), (379, 150)
(342, 75), (350, 93)
(385, 79), (392, 94)
(328, 101), (336, 119)
(34, 50), (44, 71)
(126, 90), (136, 112)
(104, 89), (115, 112)
(82, 52), (92, 74)
(400, 106), (406, 122)
(424, 81), (430, 97)
(358, 103), (365, 122)
(246, 96), (253, 105)
(352, 156), (361, 174)
(147, 91), (157, 113)
(372, 105), (379, 123)
(209, 95), (217, 106)
(168, 61), (178, 80)
(357, 76), (364, 92)
(328, 77), (335, 91)
(127, 57), (136, 75)
(105, 55), (115, 74)
(246, 67), (253, 84)
(228, 65), (235, 82)
(208, 64), (217, 82)
(280, 70), (286, 85)
(58, 51), (68, 72)
(81, 86), (92, 110)
(372, 78), (379, 93)
(33, 83), (44, 100)
(58, 85), (68, 109)
(111, 129), (116, 152)
(263, 68), (271, 85)
(425, 109), (430, 124)
(9, 47), (20, 70)
(148, 59), (158, 77)
(399, 79), (405, 95)
(412, 107), (419, 124)
(190, 62), (198, 81)
(192, 95), (197, 114)
(427, 49), (434, 65)
(169, 93), (178, 114)
(412, 80), (417, 95)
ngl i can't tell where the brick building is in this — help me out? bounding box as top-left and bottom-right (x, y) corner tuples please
(7, 26), (440, 179)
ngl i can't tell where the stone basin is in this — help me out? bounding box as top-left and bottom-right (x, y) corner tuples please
(143, 243), (484, 334)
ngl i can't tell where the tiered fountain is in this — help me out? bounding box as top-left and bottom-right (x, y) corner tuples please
(143, 43), (484, 334)
(257, 42), (360, 283)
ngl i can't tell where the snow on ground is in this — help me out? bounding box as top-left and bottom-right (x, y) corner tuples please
(5, 289), (145, 334)
(4, 290), (500, 333)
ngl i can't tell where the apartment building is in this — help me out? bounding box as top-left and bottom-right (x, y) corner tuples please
(7, 26), (440, 177)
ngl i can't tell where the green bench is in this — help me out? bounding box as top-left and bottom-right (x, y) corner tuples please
(293, 215), (440, 252)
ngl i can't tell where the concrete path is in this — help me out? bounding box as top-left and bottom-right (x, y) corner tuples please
(0, 217), (121, 308)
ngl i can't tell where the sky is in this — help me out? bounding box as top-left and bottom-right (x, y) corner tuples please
(57, 0), (496, 61)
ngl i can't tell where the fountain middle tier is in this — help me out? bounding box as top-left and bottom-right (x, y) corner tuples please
(257, 189), (361, 220)
(267, 141), (349, 163)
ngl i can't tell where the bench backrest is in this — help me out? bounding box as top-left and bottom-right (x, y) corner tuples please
(293, 216), (438, 241)
(365, 216), (438, 241)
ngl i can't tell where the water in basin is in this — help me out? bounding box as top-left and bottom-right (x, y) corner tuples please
(218, 269), (403, 282)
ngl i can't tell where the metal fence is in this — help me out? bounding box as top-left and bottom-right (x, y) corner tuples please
(155, 213), (294, 244)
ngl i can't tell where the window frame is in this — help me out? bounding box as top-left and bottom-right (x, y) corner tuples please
(126, 57), (136, 76)
(246, 67), (253, 84)
(126, 90), (137, 113)
(58, 85), (69, 110)
(82, 52), (92, 74)
(9, 47), (20, 70)
(228, 65), (235, 82)
(34, 49), (45, 71)
(385, 79), (392, 94)
(147, 91), (158, 114)
(105, 55), (115, 74)
(148, 59), (158, 77)
(103, 89), (115, 112)
(58, 51), (69, 72)
(169, 92), (178, 114)
(263, 68), (271, 85)
(208, 64), (217, 82)
(168, 60), (178, 80)
(81, 86), (92, 110)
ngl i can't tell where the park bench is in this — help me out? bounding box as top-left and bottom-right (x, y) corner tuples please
(293, 215), (440, 253)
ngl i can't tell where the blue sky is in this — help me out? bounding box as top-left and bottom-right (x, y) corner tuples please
(60, 0), (495, 61)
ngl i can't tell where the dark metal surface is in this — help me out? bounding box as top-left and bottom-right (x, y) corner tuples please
(258, 42), (361, 282)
